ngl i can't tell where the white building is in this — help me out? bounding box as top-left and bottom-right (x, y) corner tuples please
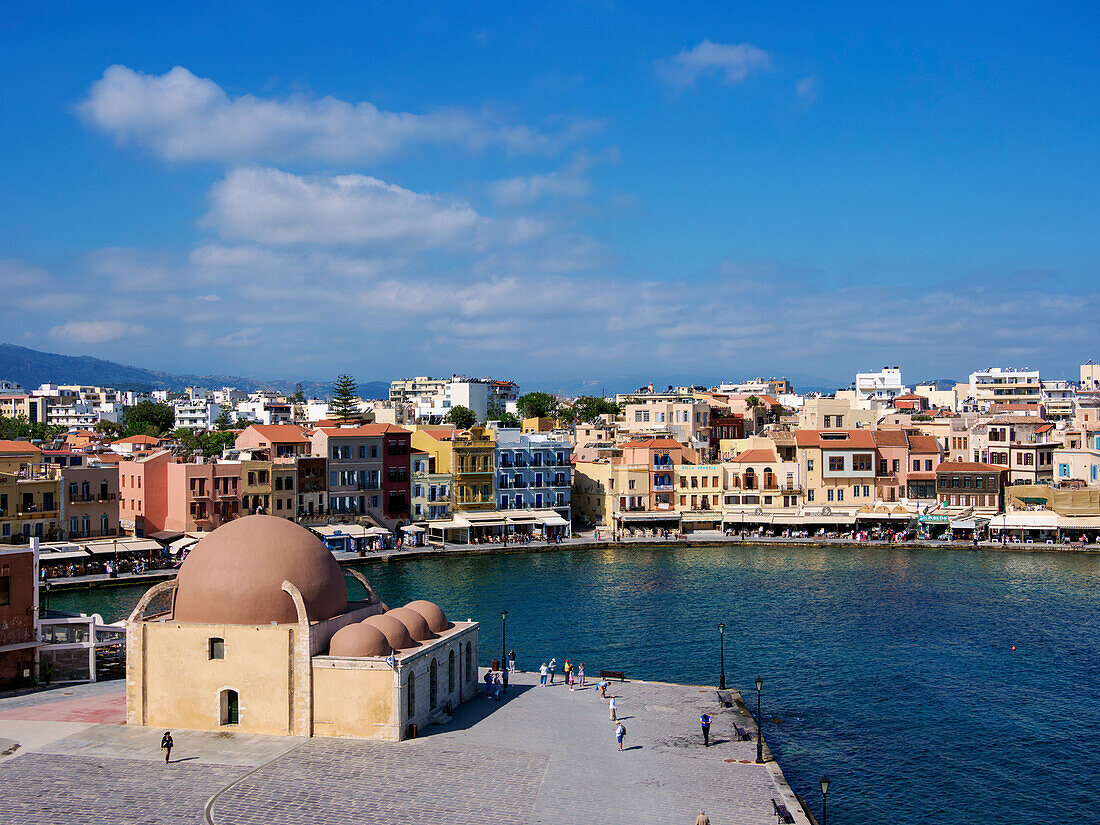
(853, 367), (908, 409)
(1041, 380), (1076, 419)
(173, 400), (223, 430)
(968, 367), (1041, 409)
(389, 375), (516, 423)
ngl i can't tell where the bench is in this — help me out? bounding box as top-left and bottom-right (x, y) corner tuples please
(716, 689), (735, 707)
(772, 798), (795, 824)
(599, 670), (625, 682)
(734, 723), (753, 741)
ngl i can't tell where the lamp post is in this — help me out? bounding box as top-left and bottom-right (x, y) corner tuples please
(820, 776), (830, 825)
(755, 676), (764, 763)
(717, 623), (726, 690)
(500, 610), (508, 666)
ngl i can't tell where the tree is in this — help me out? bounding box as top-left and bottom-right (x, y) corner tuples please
(95, 418), (125, 439)
(200, 430), (237, 457)
(516, 392), (558, 420)
(570, 396), (622, 424)
(213, 409), (233, 431)
(330, 374), (361, 423)
(293, 382), (305, 403)
(171, 427), (201, 458)
(124, 401), (175, 437)
(444, 405), (477, 429)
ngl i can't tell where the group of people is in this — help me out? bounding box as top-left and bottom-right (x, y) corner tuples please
(469, 532), (565, 545)
(41, 556), (170, 580)
(483, 667), (508, 699)
(537, 658), (587, 688)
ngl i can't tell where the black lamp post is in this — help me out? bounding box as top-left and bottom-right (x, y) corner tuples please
(717, 623), (726, 690)
(820, 776), (830, 825)
(500, 610), (508, 666)
(755, 676), (764, 763)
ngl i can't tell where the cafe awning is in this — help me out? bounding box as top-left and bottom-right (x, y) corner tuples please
(617, 512), (681, 522)
(148, 530), (184, 542)
(86, 539), (160, 555)
(40, 544), (91, 562)
(400, 524), (425, 532)
(539, 514), (570, 527)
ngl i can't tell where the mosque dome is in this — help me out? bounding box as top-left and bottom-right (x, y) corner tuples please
(405, 600), (451, 633)
(384, 607), (437, 642)
(172, 515), (348, 625)
(328, 622), (391, 657)
(361, 614), (417, 650)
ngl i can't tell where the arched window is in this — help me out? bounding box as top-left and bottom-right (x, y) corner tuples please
(743, 468), (756, 489)
(407, 672), (416, 716)
(448, 650), (456, 693)
(429, 659), (438, 709)
(763, 468), (775, 489)
(219, 689), (238, 725)
(465, 642), (472, 681)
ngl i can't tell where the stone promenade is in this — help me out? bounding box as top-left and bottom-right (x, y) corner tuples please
(0, 672), (809, 825)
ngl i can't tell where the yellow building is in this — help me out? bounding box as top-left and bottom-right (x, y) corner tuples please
(572, 460), (650, 527)
(0, 461), (62, 545)
(451, 427), (495, 512)
(126, 516), (478, 740)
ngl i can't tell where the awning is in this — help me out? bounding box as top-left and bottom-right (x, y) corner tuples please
(771, 514), (805, 525)
(168, 536), (200, 556)
(310, 523), (369, 538)
(617, 512), (681, 522)
(365, 526), (391, 536)
(426, 516), (473, 532)
(86, 539), (160, 555)
(148, 530), (184, 542)
(539, 514), (570, 527)
(400, 524), (425, 532)
(949, 520), (977, 530)
(41, 546), (91, 562)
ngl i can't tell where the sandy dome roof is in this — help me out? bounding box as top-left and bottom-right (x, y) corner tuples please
(405, 600), (451, 633)
(172, 515), (347, 625)
(362, 614), (417, 650)
(384, 607), (437, 643)
(329, 622), (391, 657)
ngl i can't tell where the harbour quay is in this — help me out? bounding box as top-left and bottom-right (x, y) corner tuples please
(0, 670), (809, 825)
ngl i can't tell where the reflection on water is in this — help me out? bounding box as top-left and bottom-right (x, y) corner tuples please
(50, 544), (1100, 825)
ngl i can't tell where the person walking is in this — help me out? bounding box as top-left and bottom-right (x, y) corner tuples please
(615, 721), (626, 751)
(508, 648), (516, 673)
(609, 695), (617, 721)
(539, 662), (548, 686)
(700, 713), (712, 747)
(548, 658), (557, 685)
(160, 731), (173, 764)
(695, 810), (711, 825)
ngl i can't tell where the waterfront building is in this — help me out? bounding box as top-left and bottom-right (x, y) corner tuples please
(450, 427), (495, 512)
(571, 459), (649, 528)
(968, 367), (1042, 410)
(166, 460), (242, 532)
(934, 461), (1007, 513)
(798, 397), (877, 431)
(493, 429), (571, 519)
(310, 425), (411, 527)
(118, 450), (171, 537)
(0, 455), (62, 544)
(239, 456), (295, 520)
(126, 516), (478, 740)
(0, 538), (38, 687)
(60, 462), (119, 540)
(410, 450), (451, 522)
(1053, 428), (1100, 485)
(296, 456), (328, 518)
(968, 417), (1059, 484)
(794, 429), (878, 508)
(723, 447), (802, 510)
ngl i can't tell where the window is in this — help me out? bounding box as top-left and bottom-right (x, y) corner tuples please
(448, 650), (456, 693)
(853, 454), (872, 472)
(0, 574), (9, 606)
(829, 457), (844, 472)
(892, 459), (900, 472)
(837, 489), (844, 501)
(863, 485), (870, 497)
(807, 490), (815, 502)
(853, 486), (860, 498)
(808, 459), (814, 471)
(913, 460), (920, 472)
(827, 489), (834, 502)
(465, 642), (472, 681)
(209, 637), (225, 659)
(407, 672), (416, 715)
(429, 659), (438, 709)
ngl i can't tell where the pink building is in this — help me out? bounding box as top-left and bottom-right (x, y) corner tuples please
(164, 461), (241, 533)
(234, 425), (311, 458)
(118, 451), (171, 537)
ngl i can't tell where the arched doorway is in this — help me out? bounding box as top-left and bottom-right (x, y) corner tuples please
(219, 689), (239, 725)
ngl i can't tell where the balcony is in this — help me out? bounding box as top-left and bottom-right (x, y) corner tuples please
(17, 507), (59, 518)
(67, 528), (119, 539)
(653, 483), (674, 492)
(357, 482), (381, 490)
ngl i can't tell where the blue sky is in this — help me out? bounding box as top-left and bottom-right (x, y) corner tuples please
(1, 1), (1098, 386)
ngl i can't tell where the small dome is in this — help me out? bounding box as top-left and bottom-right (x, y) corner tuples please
(405, 600), (451, 633)
(329, 622), (391, 657)
(172, 515), (347, 625)
(362, 614), (417, 650)
(384, 607), (437, 642)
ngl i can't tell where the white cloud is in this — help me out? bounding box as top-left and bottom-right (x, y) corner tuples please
(796, 76), (820, 104)
(79, 65), (591, 163)
(48, 321), (147, 344)
(490, 170), (590, 206)
(204, 167), (487, 248)
(655, 40), (772, 88)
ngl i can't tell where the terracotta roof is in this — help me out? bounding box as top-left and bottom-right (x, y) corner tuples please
(935, 461), (1004, 473)
(872, 430), (909, 447)
(417, 426), (458, 442)
(731, 448), (778, 463)
(893, 393), (923, 401)
(907, 435), (941, 453)
(93, 453), (123, 463)
(113, 435), (160, 445)
(316, 424), (410, 437)
(907, 472), (936, 480)
(793, 430), (877, 449)
(0, 440), (41, 454)
(1035, 423), (1055, 434)
(620, 437), (685, 450)
(245, 424), (310, 443)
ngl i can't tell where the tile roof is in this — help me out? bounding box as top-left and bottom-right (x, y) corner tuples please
(316, 424), (411, 437)
(112, 435), (160, 445)
(906, 435), (941, 453)
(730, 448), (778, 463)
(0, 440), (41, 454)
(872, 430), (909, 447)
(793, 430), (877, 449)
(935, 461), (1004, 473)
(245, 424), (310, 443)
(620, 437), (685, 449)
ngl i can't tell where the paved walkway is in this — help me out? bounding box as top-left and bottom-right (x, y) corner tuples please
(0, 672), (808, 825)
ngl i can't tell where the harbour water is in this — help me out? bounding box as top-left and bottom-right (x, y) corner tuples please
(52, 543), (1100, 825)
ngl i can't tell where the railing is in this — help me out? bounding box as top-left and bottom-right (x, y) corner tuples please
(653, 483), (674, 491)
(66, 528), (119, 539)
(357, 482), (381, 490)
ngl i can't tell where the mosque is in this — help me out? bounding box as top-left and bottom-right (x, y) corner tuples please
(125, 515), (478, 740)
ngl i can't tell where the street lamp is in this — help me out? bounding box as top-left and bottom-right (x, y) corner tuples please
(717, 623), (726, 690)
(755, 676), (764, 763)
(820, 776), (830, 825)
(500, 610), (508, 666)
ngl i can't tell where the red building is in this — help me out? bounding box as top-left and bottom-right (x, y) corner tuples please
(0, 542), (38, 687)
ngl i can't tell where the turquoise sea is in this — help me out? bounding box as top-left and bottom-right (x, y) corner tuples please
(52, 544), (1100, 825)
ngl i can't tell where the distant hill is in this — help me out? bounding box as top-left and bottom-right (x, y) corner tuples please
(914, 378), (960, 391)
(0, 343), (390, 400)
